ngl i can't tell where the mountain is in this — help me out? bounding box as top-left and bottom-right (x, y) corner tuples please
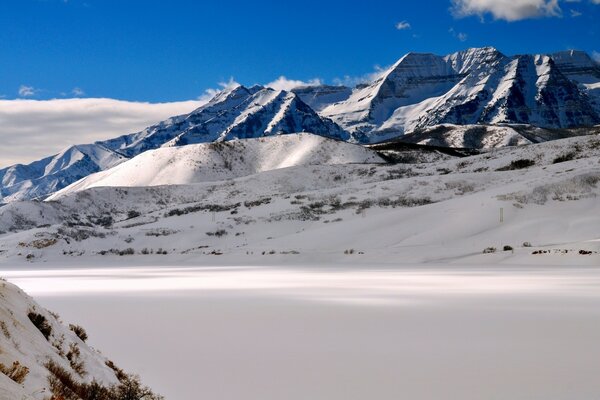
(0, 279), (161, 399)
(322, 47), (600, 143)
(1, 47), (600, 203)
(0, 86), (347, 202)
(50, 133), (385, 199)
(0, 144), (126, 202)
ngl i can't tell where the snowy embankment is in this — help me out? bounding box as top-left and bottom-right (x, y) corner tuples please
(0, 133), (599, 266)
(0, 279), (115, 399)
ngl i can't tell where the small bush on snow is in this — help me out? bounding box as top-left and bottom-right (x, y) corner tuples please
(0, 361), (29, 384)
(28, 310), (52, 340)
(69, 324), (88, 342)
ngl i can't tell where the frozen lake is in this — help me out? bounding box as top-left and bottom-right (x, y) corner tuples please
(3, 265), (600, 400)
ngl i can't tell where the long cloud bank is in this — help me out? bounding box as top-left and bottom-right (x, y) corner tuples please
(0, 98), (204, 168)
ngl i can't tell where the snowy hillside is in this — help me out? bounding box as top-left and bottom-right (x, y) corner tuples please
(51, 134), (385, 198)
(395, 124), (600, 149)
(0, 279), (161, 399)
(1, 132), (599, 266)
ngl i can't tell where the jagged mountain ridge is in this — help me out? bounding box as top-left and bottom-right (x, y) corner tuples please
(1, 47), (599, 203)
(321, 47), (600, 142)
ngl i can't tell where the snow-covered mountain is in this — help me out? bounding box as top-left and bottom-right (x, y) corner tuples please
(1, 47), (599, 203)
(322, 47), (600, 142)
(0, 144), (126, 203)
(0, 86), (346, 203)
(50, 134), (385, 198)
(0, 279), (161, 399)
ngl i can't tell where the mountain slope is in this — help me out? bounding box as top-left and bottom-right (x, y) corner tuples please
(0, 144), (127, 203)
(50, 133), (385, 198)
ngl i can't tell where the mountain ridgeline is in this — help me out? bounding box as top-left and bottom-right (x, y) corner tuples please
(1, 47), (599, 202)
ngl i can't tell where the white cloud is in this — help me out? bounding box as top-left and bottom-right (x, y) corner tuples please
(197, 77), (240, 102)
(451, 0), (562, 21)
(395, 21), (411, 30)
(593, 51), (600, 62)
(592, 0), (600, 4)
(0, 98), (204, 167)
(265, 76), (322, 91)
(570, 8), (583, 16)
(18, 85), (38, 97)
(72, 87), (85, 96)
(332, 65), (388, 88)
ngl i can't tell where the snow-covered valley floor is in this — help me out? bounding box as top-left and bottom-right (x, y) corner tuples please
(2, 263), (600, 400)
(1, 133), (600, 398)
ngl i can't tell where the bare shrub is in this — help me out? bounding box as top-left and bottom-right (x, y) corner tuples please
(553, 152), (577, 164)
(127, 210), (141, 219)
(66, 342), (86, 376)
(69, 324), (88, 342)
(28, 311), (52, 340)
(206, 229), (228, 237)
(0, 361), (29, 384)
(496, 159), (535, 171)
(0, 321), (10, 339)
(483, 247), (497, 254)
(46, 360), (163, 400)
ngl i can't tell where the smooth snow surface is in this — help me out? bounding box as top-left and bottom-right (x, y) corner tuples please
(3, 264), (600, 400)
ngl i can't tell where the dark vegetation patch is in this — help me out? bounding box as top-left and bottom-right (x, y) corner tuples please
(28, 311), (52, 340)
(496, 159), (535, 171)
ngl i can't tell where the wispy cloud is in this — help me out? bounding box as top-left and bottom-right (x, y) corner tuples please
(451, 0), (562, 21)
(265, 76), (322, 91)
(71, 87), (85, 96)
(197, 77), (240, 102)
(18, 85), (39, 97)
(449, 27), (469, 42)
(593, 51), (600, 62)
(395, 20), (411, 30)
(569, 8), (583, 16)
(332, 65), (388, 88)
(0, 98), (204, 167)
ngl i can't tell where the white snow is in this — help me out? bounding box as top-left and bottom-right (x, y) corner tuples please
(49, 133), (385, 198)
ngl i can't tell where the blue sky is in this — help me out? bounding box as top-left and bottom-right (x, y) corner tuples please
(1, 0), (599, 102)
